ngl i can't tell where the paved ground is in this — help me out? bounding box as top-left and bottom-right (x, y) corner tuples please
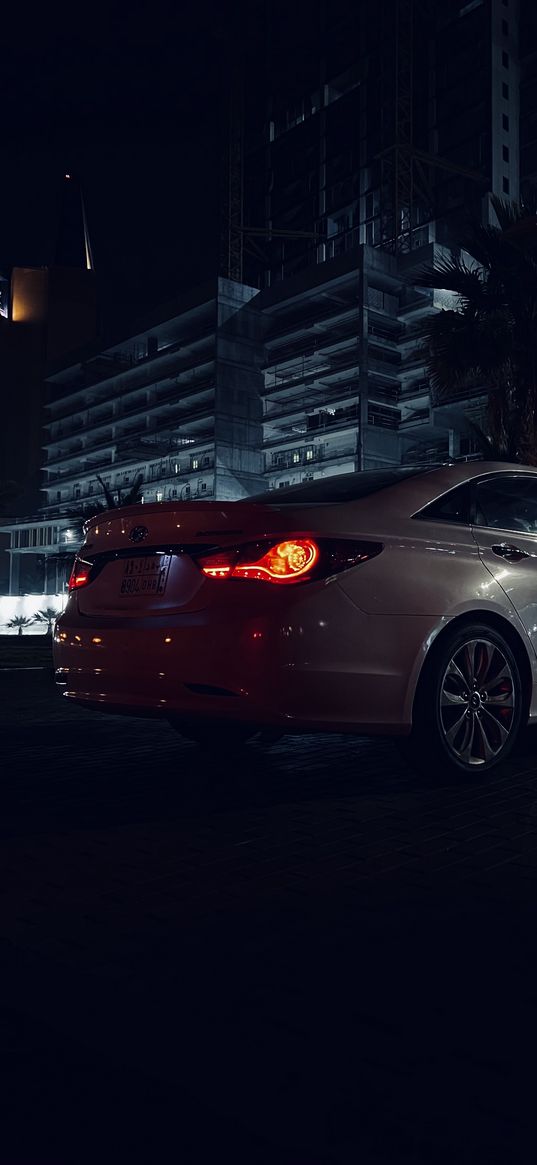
(2, 668), (537, 1163)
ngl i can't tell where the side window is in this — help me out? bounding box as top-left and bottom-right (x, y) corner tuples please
(414, 481), (472, 524)
(474, 477), (537, 533)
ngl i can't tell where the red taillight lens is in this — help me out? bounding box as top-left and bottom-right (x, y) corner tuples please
(67, 557), (93, 591)
(201, 538), (319, 584)
(195, 538), (382, 584)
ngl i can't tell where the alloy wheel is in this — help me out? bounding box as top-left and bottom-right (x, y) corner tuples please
(439, 637), (516, 767)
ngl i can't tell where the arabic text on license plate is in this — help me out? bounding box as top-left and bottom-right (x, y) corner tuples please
(120, 555), (171, 596)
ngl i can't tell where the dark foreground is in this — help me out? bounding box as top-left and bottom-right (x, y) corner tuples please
(2, 667), (537, 1163)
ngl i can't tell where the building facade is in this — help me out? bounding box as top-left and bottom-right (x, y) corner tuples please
(2, 279), (264, 594)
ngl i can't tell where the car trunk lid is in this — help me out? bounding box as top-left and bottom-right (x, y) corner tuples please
(76, 500), (311, 615)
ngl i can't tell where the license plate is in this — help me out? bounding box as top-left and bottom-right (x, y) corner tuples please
(119, 555), (171, 596)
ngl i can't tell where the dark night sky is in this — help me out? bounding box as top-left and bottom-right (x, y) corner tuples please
(0, 1), (234, 331)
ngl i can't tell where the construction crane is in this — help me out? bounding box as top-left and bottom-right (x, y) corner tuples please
(60, 173), (95, 271)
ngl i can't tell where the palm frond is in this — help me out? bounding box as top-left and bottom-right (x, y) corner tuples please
(417, 188), (537, 463)
(119, 472), (144, 507)
(422, 308), (512, 403)
(413, 257), (486, 305)
(460, 224), (507, 273)
(96, 475), (117, 510)
(489, 194), (525, 232)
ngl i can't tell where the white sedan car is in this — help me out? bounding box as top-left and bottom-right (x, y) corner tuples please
(54, 462), (537, 777)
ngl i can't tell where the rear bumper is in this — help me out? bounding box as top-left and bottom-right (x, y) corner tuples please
(53, 586), (435, 735)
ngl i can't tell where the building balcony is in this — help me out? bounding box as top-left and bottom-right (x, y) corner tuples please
(263, 383), (359, 424)
(264, 400), (397, 436)
(152, 459), (215, 483)
(265, 444), (356, 472)
(49, 325), (215, 398)
(45, 375), (215, 454)
(368, 320), (401, 345)
(114, 426), (215, 466)
(263, 406), (360, 448)
(45, 453), (115, 489)
(399, 378), (429, 401)
(39, 477), (217, 518)
(51, 459), (215, 506)
(399, 350), (428, 374)
(266, 320), (362, 366)
(264, 297), (357, 345)
(368, 340), (400, 367)
(45, 433), (117, 470)
(46, 347), (215, 425)
(368, 404), (400, 429)
(45, 398), (216, 473)
(429, 383), (488, 408)
(397, 291), (433, 319)
(263, 352), (361, 395)
(399, 407), (431, 430)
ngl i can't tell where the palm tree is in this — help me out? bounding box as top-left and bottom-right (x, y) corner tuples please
(32, 607), (60, 635)
(416, 192), (537, 464)
(95, 472), (144, 510)
(6, 615), (34, 636)
(62, 472), (145, 536)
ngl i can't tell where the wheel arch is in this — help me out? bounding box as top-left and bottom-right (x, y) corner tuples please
(411, 610), (534, 726)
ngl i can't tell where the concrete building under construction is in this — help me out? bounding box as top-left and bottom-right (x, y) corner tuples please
(231, 0), (526, 487)
(3, 0), (537, 596)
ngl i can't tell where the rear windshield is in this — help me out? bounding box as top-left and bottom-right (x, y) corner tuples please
(252, 467), (427, 505)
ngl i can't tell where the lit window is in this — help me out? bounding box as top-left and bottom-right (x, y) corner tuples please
(292, 451), (300, 463)
(306, 448), (314, 461)
(174, 463), (179, 473)
(156, 490), (163, 501)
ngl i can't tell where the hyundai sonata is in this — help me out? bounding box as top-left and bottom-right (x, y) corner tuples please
(53, 462), (537, 776)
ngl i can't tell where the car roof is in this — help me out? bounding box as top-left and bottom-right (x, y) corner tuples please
(253, 461), (537, 508)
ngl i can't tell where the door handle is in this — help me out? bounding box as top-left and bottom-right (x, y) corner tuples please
(491, 543), (530, 562)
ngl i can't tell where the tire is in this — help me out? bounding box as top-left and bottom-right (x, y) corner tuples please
(404, 622), (525, 779)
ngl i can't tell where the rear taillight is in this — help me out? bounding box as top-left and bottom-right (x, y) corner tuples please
(67, 556), (94, 591)
(194, 538), (382, 585)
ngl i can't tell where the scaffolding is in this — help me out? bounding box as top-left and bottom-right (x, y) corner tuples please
(223, 0), (486, 268)
(220, 73), (244, 283)
(379, 0), (435, 252)
(378, 0), (486, 253)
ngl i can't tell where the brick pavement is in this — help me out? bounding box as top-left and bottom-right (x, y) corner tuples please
(2, 671), (537, 1162)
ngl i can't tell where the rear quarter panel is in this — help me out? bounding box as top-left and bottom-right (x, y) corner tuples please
(332, 513), (537, 726)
